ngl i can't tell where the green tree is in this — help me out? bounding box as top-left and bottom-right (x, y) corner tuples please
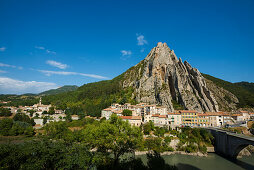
(82, 114), (143, 167)
(0, 118), (13, 135)
(48, 106), (55, 115)
(44, 121), (70, 139)
(143, 121), (155, 135)
(122, 109), (132, 116)
(144, 137), (162, 152)
(119, 96), (127, 105)
(0, 108), (12, 117)
(29, 109), (35, 117)
(43, 117), (48, 125)
(13, 113), (35, 126)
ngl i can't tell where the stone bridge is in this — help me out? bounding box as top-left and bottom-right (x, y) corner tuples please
(207, 128), (254, 159)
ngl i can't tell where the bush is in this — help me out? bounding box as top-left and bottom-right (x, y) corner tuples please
(144, 137), (162, 152)
(13, 113), (35, 126)
(164, 136), (172, 144)
(122, 109), (132, 116)
(198, 145), (207, 153)
(0, 119), (35, 136)
(0, 108), (12, 117)
(0, 118), (13, 136)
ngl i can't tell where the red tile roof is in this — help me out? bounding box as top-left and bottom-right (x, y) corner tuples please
(231, 114), (242, 116)
(103, 108), (113, 111)
(179, 110), (198, 113)
(119, 116), (142, 120)
(168, 112), (181, 115)
(152, 114), (160, 117)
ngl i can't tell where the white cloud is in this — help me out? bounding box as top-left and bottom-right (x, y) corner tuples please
(136, 34), (147, 46)
(37, 70), (108, 79)
(46, 60), (68, 69)
(46, 49), (56, 55)
(140, 48), (145, 53)
(35, 46), (45, 50)
(0, 70), (7, 73)
(121, 50), (132, 56)
(0, 47), (6, 52)
(35, 46), (56, 55)
(0, 77), (58, 94)
(0, 63), (23, 70)
(0, 63), (16, 68)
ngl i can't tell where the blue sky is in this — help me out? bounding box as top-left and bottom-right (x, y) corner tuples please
(0, 0), (254, 94)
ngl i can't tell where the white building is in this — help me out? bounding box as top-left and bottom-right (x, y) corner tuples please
(119, 116), (142, 126)
(168, 112), (182, 128)
(101, 108), (114, 120)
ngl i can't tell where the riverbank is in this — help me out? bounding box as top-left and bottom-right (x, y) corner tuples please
(136, 153), (254, 170)
(135, 151), (208, 157)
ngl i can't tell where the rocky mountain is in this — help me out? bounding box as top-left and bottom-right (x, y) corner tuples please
(43, 42), (254, 116)
(120, 42), (219, 112)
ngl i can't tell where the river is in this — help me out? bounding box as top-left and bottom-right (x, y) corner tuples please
(136, 153), (254, 170)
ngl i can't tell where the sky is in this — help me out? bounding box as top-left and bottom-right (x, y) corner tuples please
(0, 0), (254, 94)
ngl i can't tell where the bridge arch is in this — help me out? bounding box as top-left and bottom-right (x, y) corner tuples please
(207, 128), (254, 159)
(232, 144), (252, 159)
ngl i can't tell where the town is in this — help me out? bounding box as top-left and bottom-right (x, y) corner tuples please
(1, 98), (253, 131)
(101, 103), (254, 129)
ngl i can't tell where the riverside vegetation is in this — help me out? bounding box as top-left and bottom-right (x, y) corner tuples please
(0, 114), (214, 169)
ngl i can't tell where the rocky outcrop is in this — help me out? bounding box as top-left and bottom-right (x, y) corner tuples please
(205, 78), (239, 111)
(121, 42), (219, 112)
(237, 145), (254, 158)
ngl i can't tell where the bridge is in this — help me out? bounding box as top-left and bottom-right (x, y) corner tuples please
(207, 128), (254, 159)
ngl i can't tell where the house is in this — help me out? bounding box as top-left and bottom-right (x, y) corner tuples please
(198, 113), (210, 127)
(239, 111), (250, 121)
(119, 116), (142, 126)
(205, 112), (224, 127)
(249, 113), (254, 119)
(231, 114), (244, 122)
(34, 118), (44, 126)
(180, 110), (199, 127)
(71, 115), (79, 120)
(168, 112), (182, 128)
(101, 108), (114, 120)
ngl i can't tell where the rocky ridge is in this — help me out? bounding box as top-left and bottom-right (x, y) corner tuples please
(121, 42), (224, 112)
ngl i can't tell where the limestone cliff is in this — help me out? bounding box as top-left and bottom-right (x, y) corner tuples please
(204, 78), (238, 111)
(121, 42), (220, 112)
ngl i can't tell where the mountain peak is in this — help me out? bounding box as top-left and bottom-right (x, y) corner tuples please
(156, 42), (168, 48)
(122, 42), (219, 112)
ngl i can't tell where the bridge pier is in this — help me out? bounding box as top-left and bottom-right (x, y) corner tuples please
(207, 128), (254, 159)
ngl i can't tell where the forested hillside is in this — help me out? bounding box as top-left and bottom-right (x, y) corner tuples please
(235, 82), (254, 94)
(42, 72), (136, 117)
(39, 85), (78, 95)
(202, 74), (254, 108)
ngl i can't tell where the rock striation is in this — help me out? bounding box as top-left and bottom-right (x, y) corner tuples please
(121, 42), (219, 112)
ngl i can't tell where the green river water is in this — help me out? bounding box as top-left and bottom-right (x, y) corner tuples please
(136, 153), (254, 170)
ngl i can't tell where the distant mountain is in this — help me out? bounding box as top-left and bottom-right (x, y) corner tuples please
(40, 85), (78, 95)
(235, 82), (254, 94)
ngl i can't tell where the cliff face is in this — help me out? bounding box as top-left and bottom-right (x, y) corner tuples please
(121, 42), (220, 112)
(204, 78), (239, 111)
